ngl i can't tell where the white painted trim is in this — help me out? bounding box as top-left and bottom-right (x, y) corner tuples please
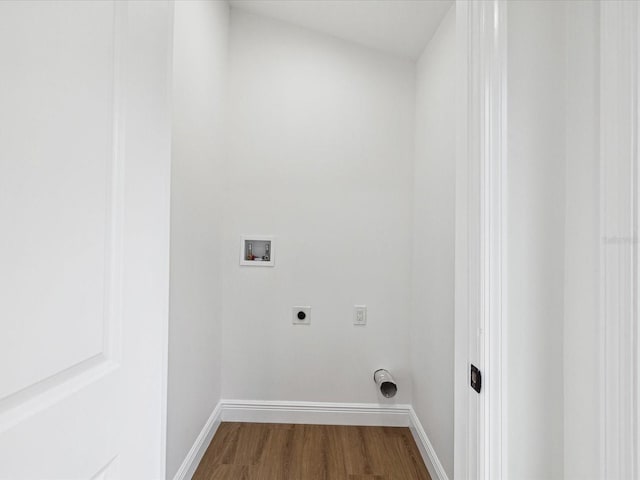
(175, 401), (447, 479)
(160, 2), (175, 477)
(171, 403), (223, 480)
(220, 399), (411, 427)
(600, 2), (640, 479)
(409, 408), (450, 480)
(455, 1), (507, 480)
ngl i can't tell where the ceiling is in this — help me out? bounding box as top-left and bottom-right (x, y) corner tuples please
(228, 0), (453, 60)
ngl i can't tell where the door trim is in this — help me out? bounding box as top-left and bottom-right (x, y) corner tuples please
(455, 1), (508, 479)
(600, 2), (640, 478)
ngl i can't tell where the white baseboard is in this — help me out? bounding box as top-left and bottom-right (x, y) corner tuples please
(409, 407), (450, 480)
(171, 403), (222, 480)
(220, 399), (411, 427)
(173, 401), (448, 480)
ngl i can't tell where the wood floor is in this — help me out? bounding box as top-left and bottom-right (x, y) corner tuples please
(192, 422), (431, 480)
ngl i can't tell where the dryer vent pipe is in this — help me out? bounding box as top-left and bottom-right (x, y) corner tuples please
(373, 369), (398, 398)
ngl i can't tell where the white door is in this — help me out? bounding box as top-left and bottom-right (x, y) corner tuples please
(0, 1), (172, 478)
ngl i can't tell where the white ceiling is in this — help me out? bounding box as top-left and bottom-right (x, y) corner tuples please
(228, 0), (453, 60)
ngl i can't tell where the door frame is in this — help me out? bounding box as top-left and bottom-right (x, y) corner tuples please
(455, 1), (507, 479)
(600, 1), (640, 478)
(457, 2), (640, 478)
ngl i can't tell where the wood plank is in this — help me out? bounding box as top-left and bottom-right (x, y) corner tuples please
(207, 464), (250, 480)
(193, 422), (431, 480)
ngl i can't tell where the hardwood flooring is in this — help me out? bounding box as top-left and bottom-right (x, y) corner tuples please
(192, 422), (431, 480)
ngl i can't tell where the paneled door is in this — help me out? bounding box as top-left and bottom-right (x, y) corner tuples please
(0, 1), (172, 478)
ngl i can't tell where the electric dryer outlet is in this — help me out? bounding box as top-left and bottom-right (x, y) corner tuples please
(292, 306), (311, 325)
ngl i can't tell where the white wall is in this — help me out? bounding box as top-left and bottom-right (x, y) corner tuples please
(222, 10), (415, 405)
(411, 6), (456, 479)
(166, 1), (228, 478)
(507, 2), (566, 479)
(165, 4), (604, 480)
(563, 1), (600, 478)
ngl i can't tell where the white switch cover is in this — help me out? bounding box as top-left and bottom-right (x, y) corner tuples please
(292, 306), (311, 325)
(354, 305), (367, 325)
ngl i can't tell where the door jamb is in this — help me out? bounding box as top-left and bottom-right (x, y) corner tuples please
(455, 1), (508, 479)
(600, 2), (640, 478)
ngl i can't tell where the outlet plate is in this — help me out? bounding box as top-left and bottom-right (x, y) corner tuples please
(353, 305), (367, 326)
(292, 306), (311, 325)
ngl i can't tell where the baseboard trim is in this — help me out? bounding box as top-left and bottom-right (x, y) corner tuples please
(172, 401), (448, 480)
(220, 399), (412, 427)
(171, 402), (222, 480)
(409, 408), (450, 480)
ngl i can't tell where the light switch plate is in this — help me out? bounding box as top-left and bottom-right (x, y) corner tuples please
(354, 305), (367, 325)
